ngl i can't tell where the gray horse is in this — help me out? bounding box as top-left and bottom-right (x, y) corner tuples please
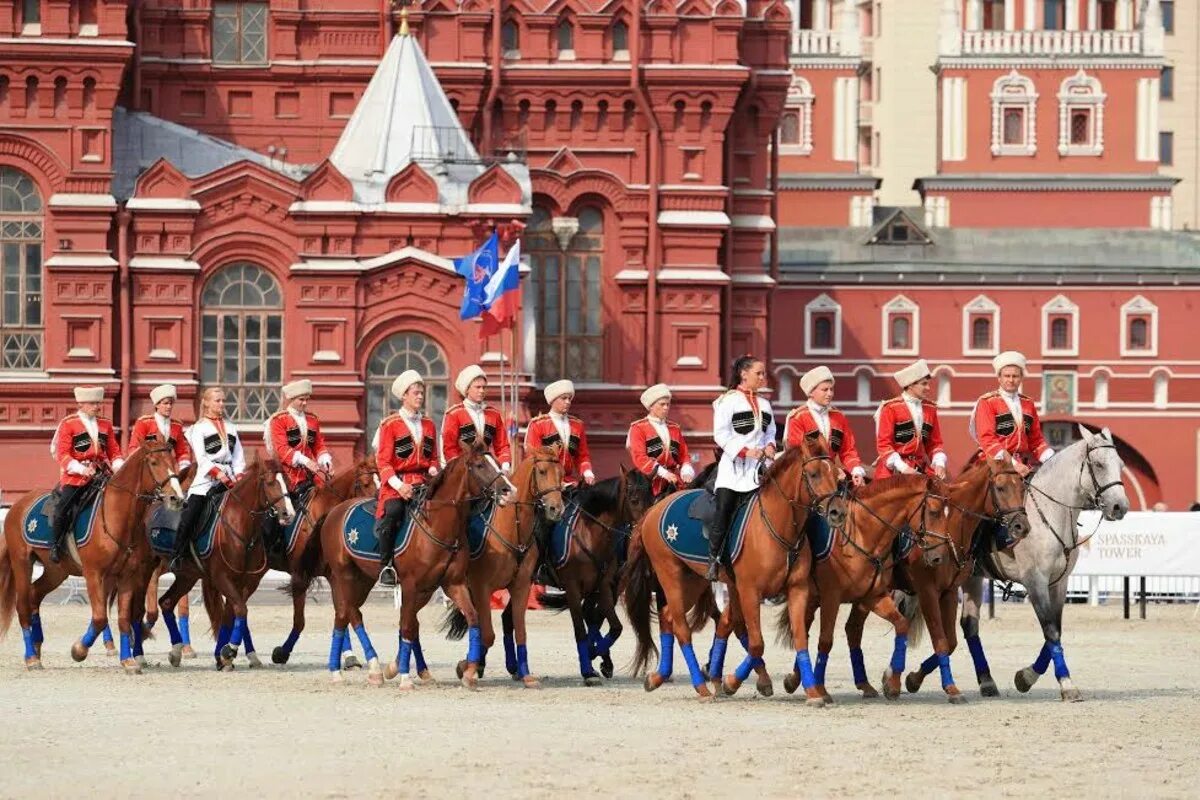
(956, 426), (1129, 702)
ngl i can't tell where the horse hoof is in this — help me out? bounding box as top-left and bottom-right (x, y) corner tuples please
(460, 675), (479, 692)
(169, 645), (183, 668)
(1060, 684), (1083, 703)
(820, 689), (834, 705)
(220, 662), (235, 672)
(136, 655), (147, 668)
(721, 677), (740, 696)
(330, 671), (344, 684)
(455, 660), (467, 679)
(583, 674), (602, 687)
(522, 675), (542, 690)
(70, 641), (88, 662)
(905, 672), (924, 694)
(384, 661), (400, 681)
(600, 661), (614, 680)
(181, 645), (197, 659)
(979, 674), (1000, 697)
(271, 647), (290, 665)
(122, 659), (143, 675)
(397, 676), (415, 692)
(104, 642), (117, 657)
(247, 652), (264, 669)
(25, 658), (43, 671)
(782, 670), (800, 695)
(415, 669), (437, 687)
(367, 668), (384, 687)
(947, 691), (968, 704)
(881, 670), (901, 701)
(805, 695), (828, 708)
(1014, 668), (1037, 694)
(644, 673), (664, 692)
(343, 654), (362, 671)
(756, 676), (774, 698)
(858, 682), (880, 700)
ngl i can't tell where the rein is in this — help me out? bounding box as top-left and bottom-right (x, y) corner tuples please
(483, 456), (563, 563)
(90, 446), (181, 572)
(752, 453), (840, 558)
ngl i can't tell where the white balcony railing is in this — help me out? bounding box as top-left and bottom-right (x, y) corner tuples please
(792, 29), (842, 56)
(959, 29), (1143, 56)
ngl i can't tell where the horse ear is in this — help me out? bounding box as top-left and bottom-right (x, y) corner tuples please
(1077, 424), (1094, 444)
(1100, 426), (1113, 443)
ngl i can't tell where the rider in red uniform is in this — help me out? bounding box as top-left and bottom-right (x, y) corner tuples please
(441, 364), (511, 471)
(874, 359), (948, 480)
(626, 383), (694, 498)
(785, 366), (865, 486)
(126, 384), (192, 472)
(524, 379), (594, 487)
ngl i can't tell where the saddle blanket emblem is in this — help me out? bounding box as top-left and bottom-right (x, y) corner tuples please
(22, 493), (99, 550)
(148, 495), (229, 560)
(340, 499), (416, 561)
(657, 489), (753, 566)
(549, 503), (583, 569)
(467, 502), (499, 561)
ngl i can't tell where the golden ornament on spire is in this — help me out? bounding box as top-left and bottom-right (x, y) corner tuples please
(394, 0), (413, 37)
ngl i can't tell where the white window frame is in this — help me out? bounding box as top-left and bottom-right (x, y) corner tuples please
(882, 294), (920, 356)
(1041, 294), (1079, 357)
(991, 70), (1038, 156)
(1119, 295), (1158, 357)
(780, 75), (814, 155)
(804, 293), (842, 356)
(1058, 70), (1106, 156)
(962, 294), (1000, 356)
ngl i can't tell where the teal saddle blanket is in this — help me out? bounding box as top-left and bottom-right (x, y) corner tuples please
(147, 494), (230, 560)
(22, 492), (100, 550)
(339, 499), (417, 561)
(655, 489), (753, 566)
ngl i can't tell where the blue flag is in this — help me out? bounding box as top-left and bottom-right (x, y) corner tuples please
(455, 232), (500, 321)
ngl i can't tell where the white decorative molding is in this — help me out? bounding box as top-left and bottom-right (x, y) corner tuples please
(780, 74), (815, 155)
(1041, 294), (1080, 357)
(1120, 295), (1159, 357)
(833, 76), (859, 162)
(1150, 195), (1173, 230)
(1153, 369), (1169, 409)
(990, 70), (1038, 156)
(958, 28), (1143, 56)
(962, 294), (1000, 356)
(850, 195), (876, 228)
(1093, 369), (1110, 409)
(942, 76), (967, 161)
(1136, 77), (1161, 161)
(923, 195), (950, 228)
(805, 293), (842, 356)
(881, 294), (920, 357)
(1057, 69), (1106, 156)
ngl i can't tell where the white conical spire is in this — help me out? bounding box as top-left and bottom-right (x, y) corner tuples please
(329, 23), (479, 186)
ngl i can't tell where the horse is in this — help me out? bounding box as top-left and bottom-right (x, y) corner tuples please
(862, 457), (1030, 703)
(542, 467), (654, 686)
(772, 472), (950, 705)
(318, 441), (509, 688)
(0, 444), (185, 673)
(625, 438), (847, 702)
(439, 446), (565, 688)
(154, 458), (296, 670)
(957, 426), (1129, 702)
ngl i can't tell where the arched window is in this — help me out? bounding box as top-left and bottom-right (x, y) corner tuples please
(971, 317), (991, 350)
(555, 18), (574, 59)
(0, 167), (43, 370)
(1058, 70), (1105, 156)
(528, 205), (604, 382)
(1050, 317), (1069, 350)
(611, 20), (629, 58)
(780, 75), (814, 154)
(963, 294), (999, 355)
(200, 263), (283, 422)
(991, 70), (1037, 156)
(501, 19), (520, 57)
(890, 316), (911, 349)
(882, 294), (919, 355)
(365, 332), (449, 443)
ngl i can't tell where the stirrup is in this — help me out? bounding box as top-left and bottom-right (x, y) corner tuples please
(378, 565), (397, 587)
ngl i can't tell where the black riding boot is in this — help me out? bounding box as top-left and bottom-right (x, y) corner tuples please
(376, 498), (407, 587)
(707, 488), (740, 582)
(170, 493), (208, 572)
(49, 485), (84, 564)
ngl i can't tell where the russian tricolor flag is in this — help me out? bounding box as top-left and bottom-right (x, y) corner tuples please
(479, 240), (521, 339)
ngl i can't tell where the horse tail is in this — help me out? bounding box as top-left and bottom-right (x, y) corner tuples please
(0, 532), (14, 640)
(621, 525), (657, 676)
(438, 605), (470, 641)
(686, 585), (719, 632)
(200, 578), (225, 637)
(896, 590), (925, 647)
(773, 602), (793, 648)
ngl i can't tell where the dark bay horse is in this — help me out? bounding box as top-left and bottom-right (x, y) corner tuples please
(896, 457), (1029, 702)
(625, 439), (846, 702)
(441, 446), (565, 688)
(0, 444), (184, 673)
(155, 459), (295, 669)
(319, 442), (507, 688)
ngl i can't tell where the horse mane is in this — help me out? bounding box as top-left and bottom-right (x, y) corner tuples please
(853, 472), (928, 500)
(576, 476), (621, 516)
(690, 460), (717, 489)
(625, 467), (653, 506)
(762, 438), (818, 483)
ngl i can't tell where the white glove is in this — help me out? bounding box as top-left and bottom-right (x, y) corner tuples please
(851, 466), (866, 478)
(317, 452), (333, 470)
(427, 465), (440, 477)
(387, 475), (404, 492)
(681, 464), (696, 483)
(1039, 449), (1055, 463)
(501, 462), (512, 475)
(111, 458), (125, 472)
(66, 459), (90, 476)
(583, 469), (596, 484)
(931, 452), (948, 469)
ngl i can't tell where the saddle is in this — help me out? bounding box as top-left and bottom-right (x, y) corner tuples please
(44, 480), (103, 533)
(685, 481), (754, 544)
(148, 488), (226, 562)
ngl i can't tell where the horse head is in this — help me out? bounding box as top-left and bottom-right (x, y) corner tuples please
(619, 465), (655, 525)
(132, 443), (186, 512)
(456, 440), (508, 506)
(244, 459), (295, 526)
(986, 455), (1030, 539)
(1078, 426), (1129, 521)
(914, 478), (952, 568)
(523, 446), (565, 523)
(769, 438), (846, 526)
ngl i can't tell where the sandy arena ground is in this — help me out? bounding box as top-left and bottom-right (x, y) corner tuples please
(1, 595), (1197, 799)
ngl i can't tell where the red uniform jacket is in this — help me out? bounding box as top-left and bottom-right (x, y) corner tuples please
(441, 403), (511, 465)
(784, 405), (864, 472)
(971, 391), (1051, 465)
(128, 414), (192, 470)
(874, 396), (946, 480)
(267, 410), (330, 490)
(375, 413), (438, 516)
(626, 417), (691, 496)
(524, 413), (592, 485)
(54, 414), (122, 488)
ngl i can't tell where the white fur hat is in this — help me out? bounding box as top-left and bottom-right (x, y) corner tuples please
(640, 383), (671, 411)
(893, 359), (931, 389)
(455, 364), (487, 396)
(74, 386), (104, 403)
(149, 384), (177, 405)
(282, 379), (313, 400)
(391, 370), (423, 401)
(992, 351), (1027, 374)
(543, 379), (575, 404)
(800, 366), (834, 397)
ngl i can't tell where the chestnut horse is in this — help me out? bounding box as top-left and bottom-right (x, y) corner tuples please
(155, 459), (295, 669)
(319, 442), (508, 688)
(0, 444), (185, 673)
(625, 439), (846, 702)
(775, 473), (948, 704)
(440, 446), (565, 687)
(896, 457), (1029, 702)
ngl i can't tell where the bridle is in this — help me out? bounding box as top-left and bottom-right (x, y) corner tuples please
(485, 456), (564, 560)
(755, 452), (841, 556)
(915, 465), (1025, 571)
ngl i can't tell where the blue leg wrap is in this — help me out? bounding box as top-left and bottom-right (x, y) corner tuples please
(849, 647), (867, 685)
(503, 630), (518, 674)
(516, 643), (530, 679)
(1049, 642), (1070, 679)
(241, 623), (255, 655)
(412, 639), (428, 674)
(1032, 642), (1052, 675)
(119, 631), (132, 661)
(679, 642), (705, 688)
(889, 634), (908, 674)
(575, 640), (595, 677)
(179, 614), (192, 646)
(353, 624), (378, 662)
(966, 634), (990, 675)
(814, 651), (829, 685)
(795, 650), (816, 690)
(596, 631), (618, 657)
(708, 637), (729, 681)
(228, 616), (246, 649)
(80, 622), (99, 648)
(734, 653), (757, 683)
(281, 628), (301, 655)
(102, 624), (113, 646)
(920, 652), (938, 676)
(467, 626), (484, 664)
(657, 633), (674, 678)
(586, 621), (601, 658)
(397, 638), (414, 675)
(214, 623), (232, 660)
(133, 623), (145, 658)
(342, 631), (353, 654)
(737, 632), (751, 652)
(22, 627), (35, 660)
(30, 613), (43, 645)
(938, 653), (954, 688)
(328, 628), (346, 672)
(163, 609), (182, 645)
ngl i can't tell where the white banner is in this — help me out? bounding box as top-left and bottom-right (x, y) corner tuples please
(1073, 511), (1200, 577)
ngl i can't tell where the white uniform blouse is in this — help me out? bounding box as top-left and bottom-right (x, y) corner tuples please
(186, 417), (246, 498)
(712, 389), (777, 493)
